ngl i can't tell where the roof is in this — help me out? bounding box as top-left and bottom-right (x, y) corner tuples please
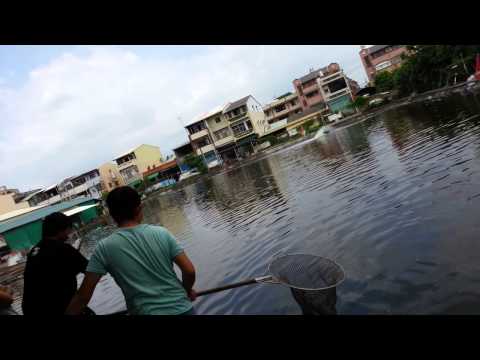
(115, 144), (158, 160)
(223, 96), (251, 113)
(143, 159), (178, 176)
(368, 45), (390, 54)
(297, 66), (328, 84)
(62, 203), (98, 217)
(172, 142), (192, 152)
(186, 104), (227, 127)
(44, 184), (58, 192)
(22, 189), (45, 202)
(0, 197), (97, 234)
(264, 93), (298, 109)
(0, 205), (48, 222)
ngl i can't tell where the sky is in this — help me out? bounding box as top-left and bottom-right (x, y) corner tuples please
(0, 45), (368, 191)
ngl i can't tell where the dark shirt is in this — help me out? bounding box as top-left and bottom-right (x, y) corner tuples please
(22, 241), (88, 315)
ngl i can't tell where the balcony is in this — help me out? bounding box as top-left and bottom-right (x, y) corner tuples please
(122, 173), (142, 184)
(320, 71), (343, 84)
(227, 110), (248, 122)
(190, 128), (209, 141)
(214, 135), (235, 147)
(196, 143), (215, 156)
(117, 158), (137, 170)
(233, 127), (253, 139)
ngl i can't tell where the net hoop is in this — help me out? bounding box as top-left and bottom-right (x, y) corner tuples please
(267, 253), (346, 291)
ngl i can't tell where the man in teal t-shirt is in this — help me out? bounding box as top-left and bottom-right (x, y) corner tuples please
(66, 186), (197, 315)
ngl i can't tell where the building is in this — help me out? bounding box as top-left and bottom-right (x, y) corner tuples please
(217, 95), (266, 160)
(98, 162), (125, 193)
(293, 63), (359, 114)
(185, 96), (267, 163)
(143, 159), (180, 186)
(263, 92), (303, 129)
(185, 105), (224, 168)
(359, 45), (409, 82)
(0, 197), (99, 252)
(114, 144), (164, 188)
(57, 169), (102, 201)
(173, 142), (195, 173)
(0, 187), (31, 215)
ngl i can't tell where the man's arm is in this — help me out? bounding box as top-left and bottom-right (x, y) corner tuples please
(173, 252), (197, 301)
(65, 272), (102, 315)
(0, 286), (13, 308)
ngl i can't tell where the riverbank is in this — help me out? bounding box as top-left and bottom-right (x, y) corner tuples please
(333, 81), (480, 129)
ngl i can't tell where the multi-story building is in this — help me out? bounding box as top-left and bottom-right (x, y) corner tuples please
(98, 162), (125, 193)
(293, 63), (359, 114)
(58, 169), (102, 201)
(263, 92), (303, 128)
(359, 45), (409, 82)
(185, 105), (224, 167)
(185, 96), (267, 162)
(219, 95), (267, 159)
(114, 144), (164, 187)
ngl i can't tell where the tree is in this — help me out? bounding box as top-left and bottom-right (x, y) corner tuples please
(374, 71), (395, 92)
(184, 153), (207, 174)
(348, 96), (368, 110)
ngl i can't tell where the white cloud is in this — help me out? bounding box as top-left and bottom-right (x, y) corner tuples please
(0, 45), (365, 190)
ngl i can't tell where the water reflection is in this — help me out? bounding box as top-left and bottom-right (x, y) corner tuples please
(84, 93), (480, 314)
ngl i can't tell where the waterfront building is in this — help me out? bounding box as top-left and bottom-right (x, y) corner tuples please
(359, 45), (409, 82)
(114, 144), (164, 189)
(143, 159), (180, 185)
(98, 161), (125, 193)
(57, 169), (102, 201)
(173, 142), (195, 173)
(293, 63), (359, 114)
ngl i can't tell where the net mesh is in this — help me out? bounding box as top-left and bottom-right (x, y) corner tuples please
(268, 254), (344, 290)
(268, 254), (345, 315)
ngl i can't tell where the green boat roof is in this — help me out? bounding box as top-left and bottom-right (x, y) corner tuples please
(0, 197), (97, 234)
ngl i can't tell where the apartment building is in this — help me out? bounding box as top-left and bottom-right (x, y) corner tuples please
(263, 92), (303, 133)
(359, 45), (409, 82)
(114, 144), (164, 187)
(293, 63), (359, 114)
(98, 161), (125, 193)
(57, 169), (102, 201)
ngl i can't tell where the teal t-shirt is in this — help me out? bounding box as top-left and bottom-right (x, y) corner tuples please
(86, 224), (192, 315)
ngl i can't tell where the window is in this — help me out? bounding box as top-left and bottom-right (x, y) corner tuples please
(274, 104), (286, 113)
(114, 181), (119, 186)
(215, 117), (221, 123)
(231, 121), (252, 136)
(290, 99), (297, 107)
(214, 127), (231, 140)
(305, 90), (319, 98)
(303, 79), (317, 88)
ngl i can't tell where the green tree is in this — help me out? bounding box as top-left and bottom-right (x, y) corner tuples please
(374, 71), (396, 92)
(184, 153), (207, 174)
(348, 96), (368, 110)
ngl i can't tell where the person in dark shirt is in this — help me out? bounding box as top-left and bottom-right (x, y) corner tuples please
(22, 212), (94, 315)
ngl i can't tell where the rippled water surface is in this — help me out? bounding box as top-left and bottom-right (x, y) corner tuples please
(85, 93), (480, 315)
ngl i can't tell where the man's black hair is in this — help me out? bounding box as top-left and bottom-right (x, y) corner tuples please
(106, 186), (141, 225)
(42, 212), (73, 240)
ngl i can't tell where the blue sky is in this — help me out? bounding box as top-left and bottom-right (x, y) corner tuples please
(0, 45), (368, 190)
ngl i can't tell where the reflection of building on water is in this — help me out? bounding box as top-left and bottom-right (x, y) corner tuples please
(142, 193), (192, 238)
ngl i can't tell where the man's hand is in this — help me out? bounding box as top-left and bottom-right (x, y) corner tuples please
(65, 272), (102, 315)
(187, 289), (197, 301)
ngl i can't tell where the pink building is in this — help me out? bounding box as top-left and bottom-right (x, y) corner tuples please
(293, 63), (359, 113)
(359, 45), (409, 83)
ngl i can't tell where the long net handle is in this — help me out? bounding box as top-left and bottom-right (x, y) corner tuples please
(196, 278), (259, 297)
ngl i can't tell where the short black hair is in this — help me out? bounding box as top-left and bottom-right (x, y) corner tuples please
(106, 186), (141, 224)
(42, 212), (72, 239)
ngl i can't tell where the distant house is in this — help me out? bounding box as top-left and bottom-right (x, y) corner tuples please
(114, 144), (164, 190)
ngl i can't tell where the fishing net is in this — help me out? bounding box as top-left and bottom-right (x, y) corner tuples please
(268, 254), (345, 315)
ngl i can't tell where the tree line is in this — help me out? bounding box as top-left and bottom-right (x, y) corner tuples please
(374, 45), (480, 96)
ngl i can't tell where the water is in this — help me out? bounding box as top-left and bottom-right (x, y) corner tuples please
(84, 92), (480, 315)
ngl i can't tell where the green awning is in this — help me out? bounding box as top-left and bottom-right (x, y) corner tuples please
(128, 179), (143, 188)
(147, 174), (158, 181)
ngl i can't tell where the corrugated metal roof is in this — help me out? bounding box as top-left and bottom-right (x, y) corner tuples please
(0, 205), (48, 222)
(223, 96), (251, 113)
(62, 203), (98, 217)
(186, 104), (228, 126)
(0, 197), (97, 234)
(368, 45), (390, 54)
